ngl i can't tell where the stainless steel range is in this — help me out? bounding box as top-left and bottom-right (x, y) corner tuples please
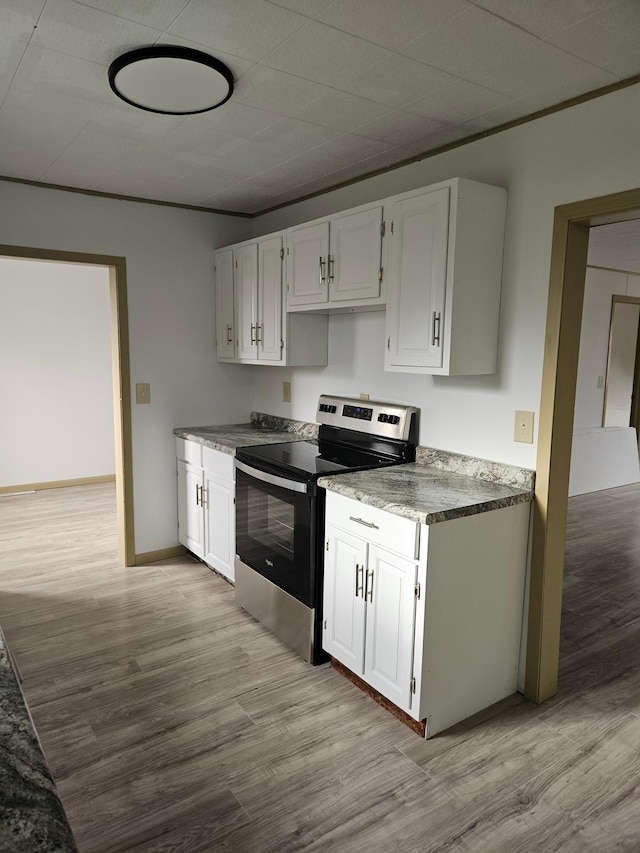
(234, 395), (418, 664)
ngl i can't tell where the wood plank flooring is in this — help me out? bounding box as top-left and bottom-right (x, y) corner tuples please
(2, 482), (640, 851)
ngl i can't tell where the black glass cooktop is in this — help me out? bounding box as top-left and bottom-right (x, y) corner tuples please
(236, 439), (395, 480)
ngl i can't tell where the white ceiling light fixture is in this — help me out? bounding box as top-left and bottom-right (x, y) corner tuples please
(108, 45), (234, 115)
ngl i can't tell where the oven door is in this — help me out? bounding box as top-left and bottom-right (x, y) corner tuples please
(235, 460), (318, 606)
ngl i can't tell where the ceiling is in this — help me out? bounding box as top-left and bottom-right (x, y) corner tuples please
(2, 0), (640, 216)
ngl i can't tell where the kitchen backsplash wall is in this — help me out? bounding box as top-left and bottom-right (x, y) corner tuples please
(251, 309), (513, 465)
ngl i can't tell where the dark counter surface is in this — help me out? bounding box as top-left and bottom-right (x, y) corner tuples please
(0, 627), (77, 852)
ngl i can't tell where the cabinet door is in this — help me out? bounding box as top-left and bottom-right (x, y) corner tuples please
(177, 459), (204, 558)
(258, 235), (283, 363)
(386, 187), (449, 369)
(364, 544), (417, 713)
(203, 470), (235, 582)
(236, 243), (259, 361)
(322, 525), (367, 673)
(286, 221), (329, 307)
(330, 206), (383, 303)
(214, 247), (235, 360)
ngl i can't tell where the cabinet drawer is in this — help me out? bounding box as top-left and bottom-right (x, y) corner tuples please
(326, 492), (418, 560)
(202, 445), (234, 480)
(176, 437), (202, 466)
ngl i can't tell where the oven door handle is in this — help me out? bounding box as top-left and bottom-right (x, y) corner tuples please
(235, 459), (310, 494)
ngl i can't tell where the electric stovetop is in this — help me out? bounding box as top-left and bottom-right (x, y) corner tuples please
(235, 439), (396, 480)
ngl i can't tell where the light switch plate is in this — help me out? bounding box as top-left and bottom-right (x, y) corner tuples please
(282, 381), (291, 403)
(514, 410), (534, 443)
(136, 383), (150, 404)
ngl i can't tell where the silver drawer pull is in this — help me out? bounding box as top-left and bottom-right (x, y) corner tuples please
(366, 568), (374, 603)
(355, 564), (364, 597)
(319, 256), (326, 286)
(432, 310), (441, 346)
(349, 516), (379, 530)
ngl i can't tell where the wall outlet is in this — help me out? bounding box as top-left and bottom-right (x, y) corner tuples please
(514, 410), (534, 443)
(136, 383), (150, 404)
(359, 393), (370, 400)
(282, 381), (291, 403)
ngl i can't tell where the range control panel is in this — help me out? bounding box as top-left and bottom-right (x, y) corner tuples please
(316, 395), (418, 441)
(343, 404), (372, 421)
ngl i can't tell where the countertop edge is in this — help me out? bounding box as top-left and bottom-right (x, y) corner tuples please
(317, 473), (534, 525)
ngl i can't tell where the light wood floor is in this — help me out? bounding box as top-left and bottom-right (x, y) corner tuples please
(2, 482), (640, 852)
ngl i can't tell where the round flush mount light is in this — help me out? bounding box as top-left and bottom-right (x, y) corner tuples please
(108, 45), (234, 115)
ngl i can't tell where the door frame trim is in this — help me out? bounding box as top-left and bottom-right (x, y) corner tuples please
(526, 187), (640, 702)
(0, 244), (135, 566)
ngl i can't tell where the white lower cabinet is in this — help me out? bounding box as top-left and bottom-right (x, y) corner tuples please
(364, 544), (418, 710)
(322, 491), (530, 737)
(323, 522), (417, 712)
(176, 438), (235, 582)
(177, 458), (205, 558)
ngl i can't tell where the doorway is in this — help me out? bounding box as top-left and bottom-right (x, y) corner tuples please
(603, 295), (640, 437)
(0, 244), (134, 566)
(525, 188), (640, 703)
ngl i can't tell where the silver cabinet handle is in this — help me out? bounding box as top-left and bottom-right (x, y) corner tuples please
(432, 311), (441, 346)
(365, 568), (374, 602)
(250, 323), (256, 344)
(226, 324), (233, 344)
(255, 323), (262, 344)
(195, 483), (201, 506)
(349, 516), (379, 530)
(234, 459), (310, 494)
(319, 256), (326, 286)
(201, 487), (207, 508)
(355, 564), (364, 598)
(328, 254), (335, 282)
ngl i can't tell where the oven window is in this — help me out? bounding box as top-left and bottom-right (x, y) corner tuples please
(247, 493), (295, 557)
(235, 469), (316, 606)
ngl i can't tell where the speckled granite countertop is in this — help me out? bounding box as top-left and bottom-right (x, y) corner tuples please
(173, 412), (318, 454)
(318, 450), (534, 525)
(174, 415), (534, 525)
(0, 628), (77, 852)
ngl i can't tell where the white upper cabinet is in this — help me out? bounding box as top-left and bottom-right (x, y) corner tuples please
(385, 187), (449, 371)
(384, 178), (507, 375)
(215, 176), (506, 373)
(214, 231), (328, 367)
(286, 221), (329, 307)
(286, 205), (385, 312)
(331, 207), (384, 304)
(235, 242), (259, 361)
(257, 235), (284, 362)
(214, 247), (235, 360)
